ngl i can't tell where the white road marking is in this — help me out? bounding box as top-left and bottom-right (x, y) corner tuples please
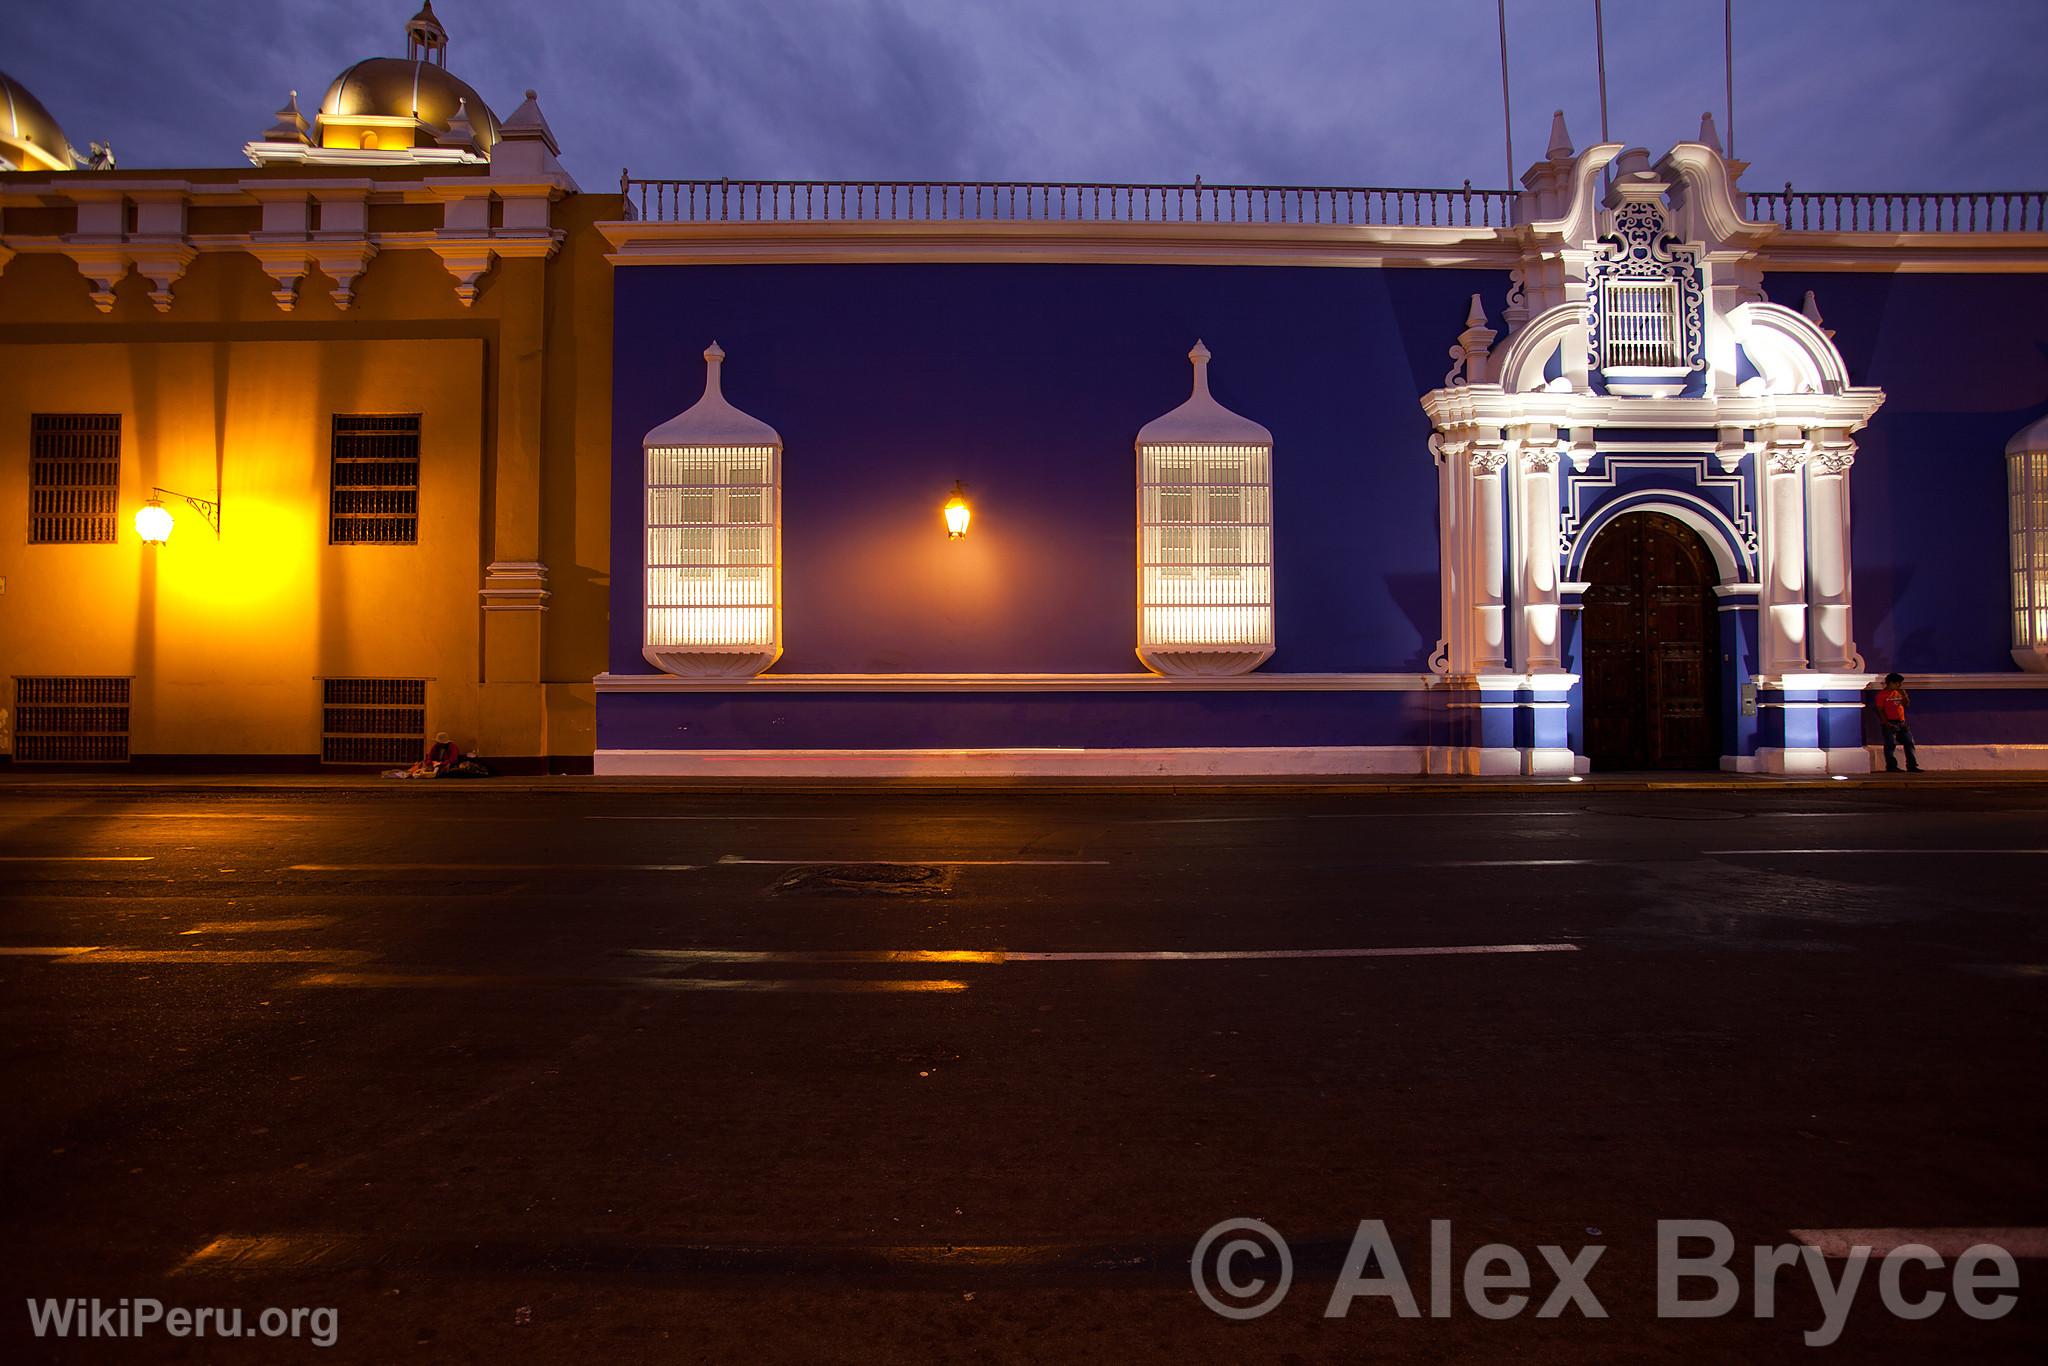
(584, 815), (853, 822)
(1792, 1228), (2048, 1259)
(1709, 848), (2048, 856)
(295, 970), (967, 993)
(632, 943), (1578, 964)
(0, 855), (154, 862)
(288, 863), (701, 872)
(1139, 812), (1580, 824)
(0, 946), (102, 956)
(1431, 859), (1605, 867)
(18, 813), (316, 821)
(181, 917), (336, 935)
(59, 949), (375, 965)
(716, 855), (1108, 867)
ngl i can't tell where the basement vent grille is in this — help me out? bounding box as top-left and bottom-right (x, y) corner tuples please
(12, 676), (131, 762)
(29, 414), (121, 544)
(330, 414), (421, 544)
(321, 677), (426, 765)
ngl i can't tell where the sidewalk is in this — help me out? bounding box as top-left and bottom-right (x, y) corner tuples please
(3, 769), (2047, 798)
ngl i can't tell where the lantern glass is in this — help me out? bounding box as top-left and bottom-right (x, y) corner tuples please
(943, 484), (971, 538)
(135, 499), (173, 545)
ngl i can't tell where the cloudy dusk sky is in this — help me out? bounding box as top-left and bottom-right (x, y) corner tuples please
(13, 0), (2048, 190)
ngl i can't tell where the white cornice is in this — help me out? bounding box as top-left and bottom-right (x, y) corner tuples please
(597, 219), (1525, 269)
(1422, 385), (1885, 434)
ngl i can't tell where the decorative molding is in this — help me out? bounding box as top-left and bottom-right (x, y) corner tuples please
(479, 561), (550, 612)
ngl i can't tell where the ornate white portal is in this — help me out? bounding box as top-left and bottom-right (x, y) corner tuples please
(1420, 123), (1885, 774)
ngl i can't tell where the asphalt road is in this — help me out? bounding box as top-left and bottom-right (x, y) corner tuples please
(0, 783), (2043, 1362)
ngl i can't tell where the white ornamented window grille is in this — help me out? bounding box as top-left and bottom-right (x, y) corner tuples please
(2009, 418), (2048, 670)
(1135, 343), (1274, 676)
(1600, 278), (1682, 369)
(642, 343), (783, 677)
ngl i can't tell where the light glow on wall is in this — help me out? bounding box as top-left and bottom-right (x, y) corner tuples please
(645, 444), (778, 650)
(1139, 442), (1273, 653)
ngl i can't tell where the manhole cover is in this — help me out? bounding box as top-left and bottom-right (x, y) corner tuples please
(767, 864), (952, 897)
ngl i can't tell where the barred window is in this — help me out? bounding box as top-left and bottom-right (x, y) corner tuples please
(12, 677), (130, 763)
(2011, 440), (2048, 662)
(1600, 278), (1683, 369)
(1140, 445), (1273, 648)
(321, 678), (427, 765)
(330, 414), (420, 544)
(30, 414), (121, 544)
(646, 445), (777, 651)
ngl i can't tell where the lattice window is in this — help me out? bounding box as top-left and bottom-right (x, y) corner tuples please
(1139, 444), (1274, 650)
(330, 415), (421, 544)
(321, 677), (426, 765)
(646, 445), (777, 650)
(29, 414), (121, 544)
(12, 677), (130, 762)
(1600, 278), (1683, 369)
(2013, 448), (2048, 655)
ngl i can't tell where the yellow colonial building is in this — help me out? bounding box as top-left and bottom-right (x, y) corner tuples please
(0, 4), (615, 769)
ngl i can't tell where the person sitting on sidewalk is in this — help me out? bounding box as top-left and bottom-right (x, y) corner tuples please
(1873, 673), (1922, 773)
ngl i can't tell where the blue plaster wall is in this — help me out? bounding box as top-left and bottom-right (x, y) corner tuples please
(1764, 273), (2048, 674)
(610, 264), (1503, 677)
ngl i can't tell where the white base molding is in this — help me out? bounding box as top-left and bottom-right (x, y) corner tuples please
(1755, 746), (1829, 774)
(1861, 743), (2048, 771)
(1524, 747), (1578, 776)
(1423, 746), (1523, 776)
(596, 745), (1430, 778)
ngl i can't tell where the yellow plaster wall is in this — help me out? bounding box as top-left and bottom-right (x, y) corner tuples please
(0, 338), (485, 757)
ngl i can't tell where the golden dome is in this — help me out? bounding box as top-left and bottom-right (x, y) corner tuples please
(0, 69), (78, 172)
(318, 57), (499, 153)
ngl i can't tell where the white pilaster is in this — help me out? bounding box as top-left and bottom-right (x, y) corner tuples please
(1469, 441), (1512, 672)
(1515, 437), (1565, 672)
(1760, 431), (1811, 675)
(1805, 430), (1860, 672)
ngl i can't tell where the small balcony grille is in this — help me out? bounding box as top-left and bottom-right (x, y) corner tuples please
(1600, 278), (1683, 369)
(30, 414), (121, 544)
(330, 414), (421, 544)
(321, 677), (427, 765)
(12, 676), (131, 762)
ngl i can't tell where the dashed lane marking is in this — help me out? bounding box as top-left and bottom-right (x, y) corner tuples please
(716, 855), (1108, 867)
(0, 946), (102, 956)
(57, 949), (375, 965)
(181, 917), (336, 935)
(631, 943), (1578, 964)
(294, 970), (967, 993)
(0, 855), (154, 862)
(288, 860), (704, 872)
(1792, 1228), (2048, 1259)
(1708, 848), (2048, 856)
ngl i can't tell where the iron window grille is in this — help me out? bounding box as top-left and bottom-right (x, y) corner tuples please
(29, 414), (121, 544)
(330, 415), (421, 544)
(1600, 278), (1684, 370)
(12, 676), (131, 762)
(320, 677), (427, 765)
(645, 445), (778, 652)
(1139, 444), (1274, 652)
(2013, 447), (2048, 656)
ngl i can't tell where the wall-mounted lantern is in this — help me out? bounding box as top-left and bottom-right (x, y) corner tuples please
(943, 481), (972, 539)
(134, 487), (221, 545)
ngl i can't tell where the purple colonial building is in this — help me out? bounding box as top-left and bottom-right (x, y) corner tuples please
(596, 115), (2048, 776)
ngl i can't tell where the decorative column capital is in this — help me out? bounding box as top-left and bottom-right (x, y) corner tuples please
(1469, 442), (1511, 475)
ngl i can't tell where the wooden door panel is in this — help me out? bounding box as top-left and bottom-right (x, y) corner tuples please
(1582, 511), (1720, 771)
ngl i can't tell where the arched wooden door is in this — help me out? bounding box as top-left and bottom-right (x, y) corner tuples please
(1581, 511), (1722, 771)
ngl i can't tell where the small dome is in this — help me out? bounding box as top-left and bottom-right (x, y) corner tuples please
(319, 57), (498, 152)
(645, 344), (783, 448)
(1137, 342), (1273, 448)
(2008, 413), (2048, 456)
(0, 69), (78, 172)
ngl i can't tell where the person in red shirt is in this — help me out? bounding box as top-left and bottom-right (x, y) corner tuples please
(1874, 673), (1921, 773)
